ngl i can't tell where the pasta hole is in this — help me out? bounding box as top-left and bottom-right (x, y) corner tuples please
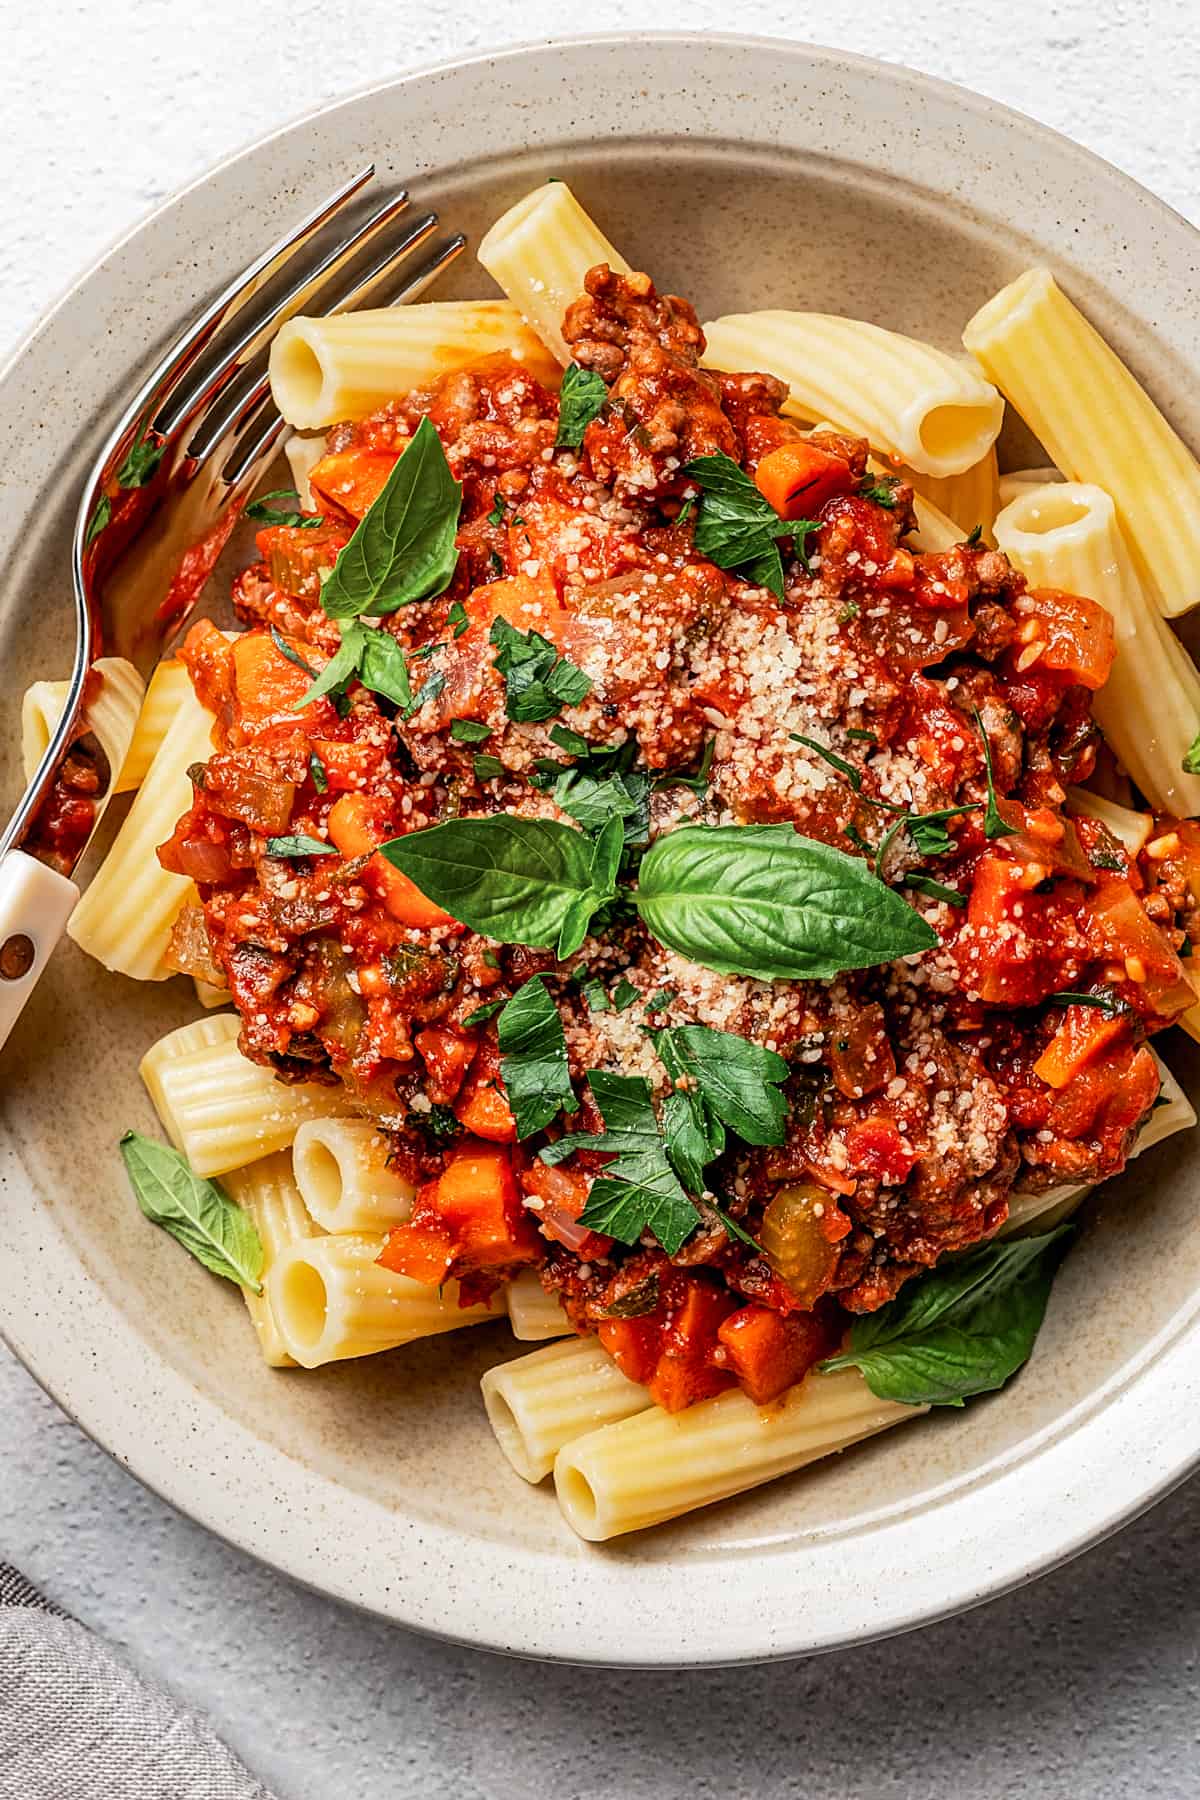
(295, 1135), (343, 1218)
(918, 402), (998, 463)
(272, 330), (326, 420)
(557, 1461), (599, 1531)
(278, 1255), (328, 1349)
(1008, 489), (1094, 534)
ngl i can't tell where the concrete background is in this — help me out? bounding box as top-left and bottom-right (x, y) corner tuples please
(4, 4), (1200, 1795)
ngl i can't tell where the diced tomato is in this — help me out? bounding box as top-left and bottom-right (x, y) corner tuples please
(960, 852), (1089, 1006)
(453, 1040), (518, 1143)
(308, 447), (401, 519)
(841, 1114), (917, 1184)
(1015, 588), (1116, 691)
(415, 1025), (477, 1105)
(715, 1305), (836, 1405)
(753, 440), (855, 519)
(327, 792), (453, 930)
(1046, 1040), (1159, 1153)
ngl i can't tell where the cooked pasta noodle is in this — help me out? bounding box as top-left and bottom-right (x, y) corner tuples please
(267, 1233), (500, 1368)
(965, 268), (1200, 617)
(1065, 789), (1153, 858)
(477, 181), (632, 366)
(997, 465), (1063, 508)
(117, 659), (192, 792)
(192, 977), (230, 1009)
(67, 684), (215, 979)
(291, 1117), (415, 1233)
(222, 1153), (323, 1368)
(553, 1367), (921, 1541)
(283, 431), (329, 511)
(701, 312), (1003, 478)
(993, 482), (1200, 816)
(21, 657), (145, 797)
(482, 1336), (651, 1483)
(269, 302), (561, 430)
(902, 447), (999, 541)
(138, 1012), (240, 1147)
(504, 1268), (571, 1342)
(146, 1031), (351, 1177)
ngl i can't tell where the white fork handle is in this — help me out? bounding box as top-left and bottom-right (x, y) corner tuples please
(0, 850), (79, 1053)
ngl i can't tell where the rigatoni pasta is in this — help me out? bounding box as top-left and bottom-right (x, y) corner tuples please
(481, 1336), (651, 1482)
(478, 181), (632, 365)
(222, 1153), (323, 1367)
(291, 1117), (415, 1233)
(22, 656), (145, 796)
(504, 1268), (571, 1341)
(964, 267), (1200, 617)
(902, 447), (999, 541)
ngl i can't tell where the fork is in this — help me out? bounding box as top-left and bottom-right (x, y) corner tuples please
(0, 166), (465, 1050)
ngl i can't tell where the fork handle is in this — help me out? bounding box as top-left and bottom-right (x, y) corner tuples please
(0, 850), (79, 1053)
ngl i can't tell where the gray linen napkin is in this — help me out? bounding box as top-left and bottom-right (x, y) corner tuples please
(0, 1563), (278, 1799)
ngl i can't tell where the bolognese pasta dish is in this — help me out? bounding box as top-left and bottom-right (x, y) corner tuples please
(42, 181), (1200, 1541)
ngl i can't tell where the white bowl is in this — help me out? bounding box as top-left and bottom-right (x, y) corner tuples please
(3, 34), (1199, 1664)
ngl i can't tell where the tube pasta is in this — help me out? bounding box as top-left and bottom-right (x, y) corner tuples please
(701, 312), (1003, 478)
(117, 659), (193, 793)
(804, 421), (962, 552)
(1003, 1052), (1195, 1235)
(267, 1232), (500, 1368)
(284, 431), (328, 511)
(146, 1032), (352, 1177)
(1065, 789), (1153, 858)
(504, 1268), (571, 1342)
(269, 302), (561, 430)
(997, 465), (1063, 508)
(477, 181), (631, 366)
(21, 657), (145, 798)
(993, 482), (1200, 816)
(193, 977), (229, 1008)
(554, 1367), (920, 1541)
(291, 1117), (415, 1233)
(138, 1012), (240, 1146)
(222, 1153), (323, 1368)
(481, 1336), (651, 1483)
(67, 684), (215, 979)
(965, 268), (1200, 617)
(902, 448), (999, 541)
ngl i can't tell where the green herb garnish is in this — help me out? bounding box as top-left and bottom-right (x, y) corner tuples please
(120, 1131), (263, 1290)
(555, 364), (609, 449)
(319, 417), (461, 619)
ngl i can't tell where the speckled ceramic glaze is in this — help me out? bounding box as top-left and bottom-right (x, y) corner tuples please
(3, 34), (1200, 1664)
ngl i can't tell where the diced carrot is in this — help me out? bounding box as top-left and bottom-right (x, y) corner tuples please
(453, 1043), (518, 1143)
(308, 447), (401, 519)
(415, 1026), (478, 1105)
(466, 571), (571, 642)
(309, 739), (381, 791)
(597, 1315), (663, 1388)
(377, 1213), (456, 1284)
(434, 1140), (538, 1268)
(753, 440), (855, 520)
(232, 629), (314, 725)
(716, 1305), (833, 1405)
(1033, 1006), (1131, 1090)
(647, 1277), (738, 1413)
(180, 619), (235, 716)
(327, 792), (453, 930)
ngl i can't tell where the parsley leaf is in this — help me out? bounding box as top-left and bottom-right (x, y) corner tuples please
(654, 1023), (789, 1149)
(685, 452), (788, 600)
(402, 671), (446, 721)
(246, 487), (323, 528)
(462, 998), (504, 1027)
(859, 474), (901, 508)
(486, 492), (507, 527)
(270, 624), (318, 678)
(320, 417), (462, 619)
(903, 872), (965, 907)
(265, 833), (337, 858)
(1184, 730), (1200, 775)
(543, 1071), (700, 1254)
(450, 718), (492, 744)
(473, 753), (505, 781)
(973, 707), (1016, 840)
(497, 975), (578, 1137)
(1047, 988), (1129, 1016)
(120, 1131), (264, 1290)
(447, 599), (470, 638)
(612, 977), (639, 1011)
(489, 616), (592, 722)
(555, 364), (609, 449)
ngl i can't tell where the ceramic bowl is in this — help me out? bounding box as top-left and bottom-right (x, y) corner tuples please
(3, 33), (1199, 1664)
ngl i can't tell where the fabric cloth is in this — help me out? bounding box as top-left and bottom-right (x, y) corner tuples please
(0, 1562), (277, 1800)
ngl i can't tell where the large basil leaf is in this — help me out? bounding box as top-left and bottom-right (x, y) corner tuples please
(378, 816), (613, 948)
(120, 1131), (264, 1290)
(820, 1228), (1072, 1406)
(635, 824), (938, 980)
(543, 1070), (701, 1254)
(497, 975), (578, 1138)
(320, 416), (462, 619)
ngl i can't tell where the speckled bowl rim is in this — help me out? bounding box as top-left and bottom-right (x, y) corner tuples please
(5, 32), (1200, 1664)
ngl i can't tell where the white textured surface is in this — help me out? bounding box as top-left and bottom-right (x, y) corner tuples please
(4, 7), (1200, 1797)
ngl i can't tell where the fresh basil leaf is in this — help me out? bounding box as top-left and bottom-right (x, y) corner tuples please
(545, 1071), (701, 1254)
(685, 451), (789, 600)
(489, 616), (592, 723)
(555, 364), (609, 449)
(612, 977), (639, 1011)
(294, 620), (367, 709)
(581, 977), (612, 1012)
(117, 437), (164, 489)
(462, 997), (505, 1027)
(357, 627), (412, 708)
(85, 494), (111, 546)
(308, 750), (328, 794)
(402, 670), (446, 721)
(635, 823), (938, 980)
(266, 833), (337, 858)
(320, 416), (461, 619)
(120, 1130), (264, 1290)
(907, 813), (958, 858)
(820, 1228), (1072, 1406)
(654, 1023), (788, 1147)
(1184, 730), (1200, 775)
(497, 975), (578, 1137)
(447, 599), (470, 638)
(246, 486), (323, 528)
(378, 815), (612, 947)
(903, 873), (965, 907)
(450, 719), (492, 744)
(270, 624), (318, 679)
(549, 723), (591, 756)
(473, 753), (505, 782)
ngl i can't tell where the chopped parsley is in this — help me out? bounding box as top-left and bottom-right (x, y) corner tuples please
(489, 616), (592, 723)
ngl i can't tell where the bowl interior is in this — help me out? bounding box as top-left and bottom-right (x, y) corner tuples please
(3, 40), (1199, 1658)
